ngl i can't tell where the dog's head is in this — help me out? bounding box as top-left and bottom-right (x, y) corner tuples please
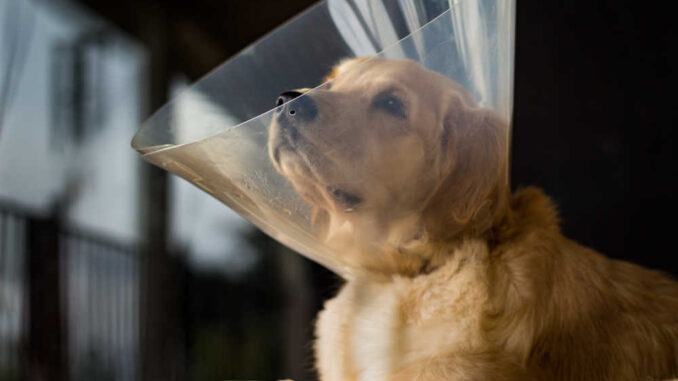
(268, 58), (509, 274)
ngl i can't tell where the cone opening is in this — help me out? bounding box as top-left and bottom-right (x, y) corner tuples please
(133, 0), (515, 278)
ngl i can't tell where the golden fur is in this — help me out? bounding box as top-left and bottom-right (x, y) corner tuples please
(268, 58), (678, 380)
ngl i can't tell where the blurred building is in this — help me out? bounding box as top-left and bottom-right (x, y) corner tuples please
(0, 1), (144, 379)
(0, 0), (326, 380)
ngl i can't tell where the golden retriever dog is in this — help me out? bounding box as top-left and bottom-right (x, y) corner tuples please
(268, 58), (678, 380)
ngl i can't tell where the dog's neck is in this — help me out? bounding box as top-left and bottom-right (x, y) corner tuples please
(357, 187), (561, 278)
(492, 187), (561, 245)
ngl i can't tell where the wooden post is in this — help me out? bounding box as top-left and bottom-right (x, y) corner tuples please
(138, 4), (185, 381)
(26, 214), (68, 381)
(278, 247), (314, 381)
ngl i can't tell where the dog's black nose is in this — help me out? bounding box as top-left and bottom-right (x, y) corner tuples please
(276, 91), (303, 106)
(276, 90), (318, 123)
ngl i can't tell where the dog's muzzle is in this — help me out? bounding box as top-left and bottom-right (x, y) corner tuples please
(271, 90), (318, 164)
(276, 90), (318, 126)
(272, 90), (363, 211)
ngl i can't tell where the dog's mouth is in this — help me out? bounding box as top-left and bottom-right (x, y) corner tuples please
(272, 144), (284, 166)
(271, 128), (299, 168)
(326, 185), (363, 212)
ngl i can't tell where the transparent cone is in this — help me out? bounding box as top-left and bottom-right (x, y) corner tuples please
(132, 0), (516, 279)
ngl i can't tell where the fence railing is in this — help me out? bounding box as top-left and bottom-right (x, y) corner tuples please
(0, 207), (27, 381)
(0, 203), (140, 381)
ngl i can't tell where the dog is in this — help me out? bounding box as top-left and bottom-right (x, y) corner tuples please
(268, 58), (678, 380)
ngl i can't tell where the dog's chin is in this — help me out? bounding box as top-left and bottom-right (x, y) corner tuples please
(271, 140), (365, 213)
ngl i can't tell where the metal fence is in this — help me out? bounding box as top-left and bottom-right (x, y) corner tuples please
(0, 208), (27, 381)
(62, 231), (140, 381)
(0, 204), (140, 381)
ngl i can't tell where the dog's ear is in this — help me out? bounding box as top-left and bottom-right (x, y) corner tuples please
(422, 98), (510, 241)
(324, 57), (369, 82)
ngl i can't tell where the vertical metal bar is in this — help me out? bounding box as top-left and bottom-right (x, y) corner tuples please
(125, 251), (132, 381)
(99, 243), (111, 378)
(77, 237), (88, 378)
(0, 213), (7, 378)
(106, 245), (115, 378)
(84, 238), (95, 374)
(112, 246), (119, 380)
(131, 248), (140, 381)
(8, 213), (18, 379)
(111, 247), (118, 379)
(92, 241), (102, 374)
(0, 212), (6, 378)
(114, 247), (123, 381)
(105, 245), (113, 378)
(118, 250), (127, 381)
(63, 235), (74, 381)
(4, 213), (13, 380)
(17, 215), (27, 381)
(58, 233), (66, 380)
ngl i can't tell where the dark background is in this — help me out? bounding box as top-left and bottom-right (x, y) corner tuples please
(511, 1), (675, 274)
(0, 1), (675, 381)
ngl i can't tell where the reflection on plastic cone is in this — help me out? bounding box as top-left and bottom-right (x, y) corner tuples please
(132, 0), (515, 279)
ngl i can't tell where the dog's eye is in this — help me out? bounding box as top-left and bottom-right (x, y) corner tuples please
(372, 94), (407, 119)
